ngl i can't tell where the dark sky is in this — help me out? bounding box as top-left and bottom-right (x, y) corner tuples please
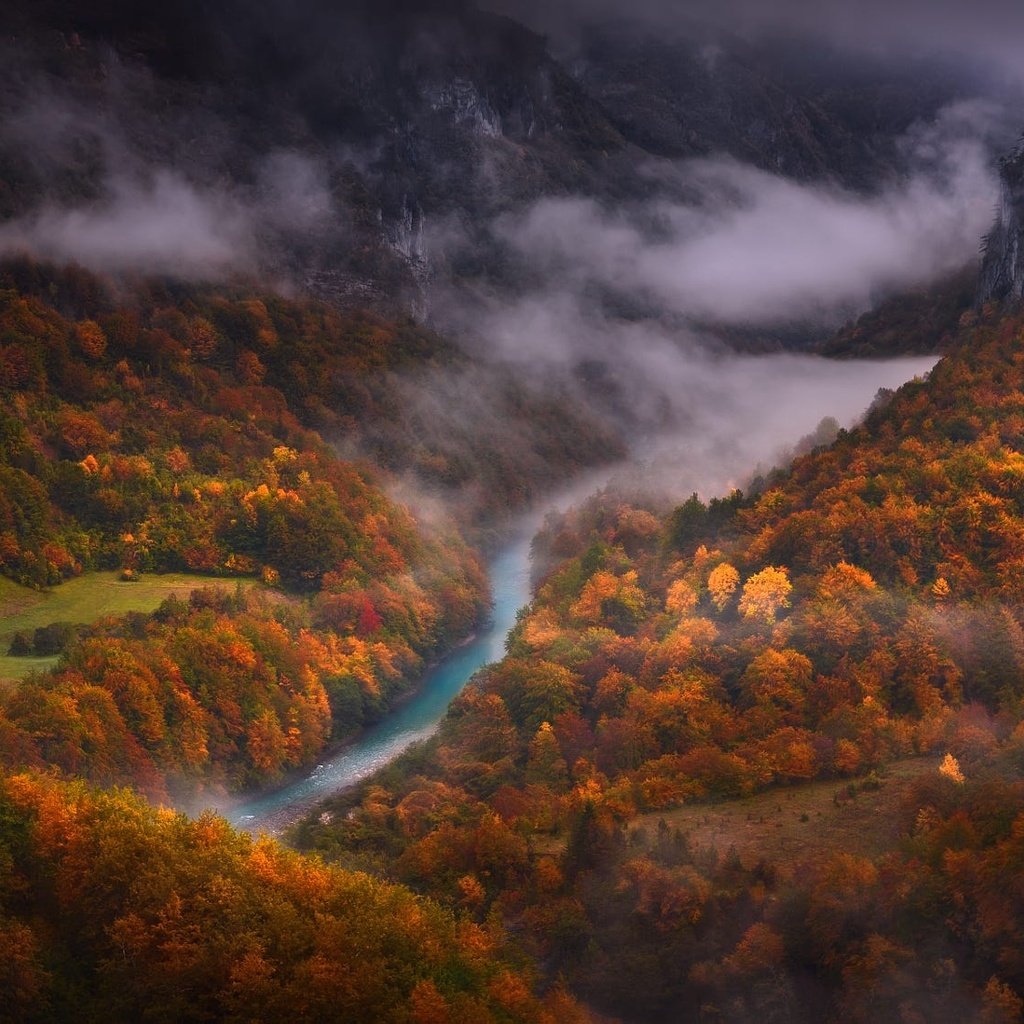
(486, 0), (1024, 81)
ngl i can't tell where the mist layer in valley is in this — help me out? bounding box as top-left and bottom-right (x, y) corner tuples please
(5, 7), (1024, 1020)
(0, 0), (1016, 531)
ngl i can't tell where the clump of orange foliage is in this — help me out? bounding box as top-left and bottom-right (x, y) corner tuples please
(0, 770), (586, 1023)
(300, 303), (1024, 1020)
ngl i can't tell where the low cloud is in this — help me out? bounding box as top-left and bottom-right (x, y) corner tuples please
(0, 61), (341, 281)
(472, 101), (1003, 331)
(0, 148), (343, 280)
(0, 172), (254, 277)
(453, 289), (934, 483)
(627, 349), (937, 499)
(417, 103), (983, 509)
(255, 151), (335, 235)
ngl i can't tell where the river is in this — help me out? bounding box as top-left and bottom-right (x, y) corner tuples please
(224, 525), (535, 834)
(218, 353), (937, 835)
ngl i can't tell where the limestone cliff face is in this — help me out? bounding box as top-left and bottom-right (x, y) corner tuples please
(0, 0), (626, 310)
(0, 0), (984, 316)
(980, 146), (1024, 304)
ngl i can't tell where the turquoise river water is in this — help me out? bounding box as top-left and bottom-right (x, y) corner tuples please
(223, 525), (534, 834)
(216, 351), (938, 834)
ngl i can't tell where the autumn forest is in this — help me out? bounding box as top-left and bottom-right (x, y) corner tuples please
(4, 1), (1024, 1022)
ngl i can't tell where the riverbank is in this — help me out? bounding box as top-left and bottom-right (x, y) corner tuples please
(218, 526), (536, 834)
(206, 628), (481, 829)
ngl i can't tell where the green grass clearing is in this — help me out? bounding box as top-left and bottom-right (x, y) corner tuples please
(628, 756), (941, 873)
(531, 757), (942, 872)
(0, 572), (261, 683)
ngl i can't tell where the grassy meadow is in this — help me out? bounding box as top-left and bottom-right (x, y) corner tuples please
(0, 572), (260, 682)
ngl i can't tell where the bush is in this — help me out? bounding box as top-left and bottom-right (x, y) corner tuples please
(31, 621), (78, 656)
(7, 631), (32, 656)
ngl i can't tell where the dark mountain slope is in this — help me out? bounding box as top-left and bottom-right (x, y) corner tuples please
(0, 0), (989, 312)
(566, 24), (970, 190)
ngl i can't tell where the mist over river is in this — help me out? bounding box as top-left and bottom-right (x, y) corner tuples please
(216, 354), (937, 834)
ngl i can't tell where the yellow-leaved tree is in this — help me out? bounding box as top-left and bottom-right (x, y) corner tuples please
(707, 563), (740, 611)
(666, 579), (698, 616)
(938, 752), (965, 784)
(738, 566), (792, 624)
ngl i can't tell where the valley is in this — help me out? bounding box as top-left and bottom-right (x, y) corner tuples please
(224, 523), (535, 833)
(2, 1), (1024, 1022)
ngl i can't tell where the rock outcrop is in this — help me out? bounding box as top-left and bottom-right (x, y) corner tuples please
(980, 144), (1024, 304)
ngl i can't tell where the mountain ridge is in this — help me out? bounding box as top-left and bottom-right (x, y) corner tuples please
(0, 0), (997, 319)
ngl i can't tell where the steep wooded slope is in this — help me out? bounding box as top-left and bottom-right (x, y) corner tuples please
(299, 301), (1024, 1021)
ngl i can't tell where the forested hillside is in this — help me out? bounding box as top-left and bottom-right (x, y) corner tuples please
(297, 301), (1024, 1021)
(0, 770), (585, 1023)
(0, 258), (496, 796)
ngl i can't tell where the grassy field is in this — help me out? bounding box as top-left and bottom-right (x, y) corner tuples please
(532, 757), (941, 872)
(0, 572), (260, 683)
(629, 757), (940, 873)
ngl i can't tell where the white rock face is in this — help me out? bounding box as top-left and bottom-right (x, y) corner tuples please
(385, 197), (425, 263)
(980, 148), (1024, 303)
(428, 78), (503, 138)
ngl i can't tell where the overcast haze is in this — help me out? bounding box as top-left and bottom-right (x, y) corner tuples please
(489, 0), (1024, 82)
(0, 0), (1013, 491)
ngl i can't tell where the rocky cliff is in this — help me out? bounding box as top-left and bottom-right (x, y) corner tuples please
(0, 0), (995, 314)
(980, 144), (1024, 304)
